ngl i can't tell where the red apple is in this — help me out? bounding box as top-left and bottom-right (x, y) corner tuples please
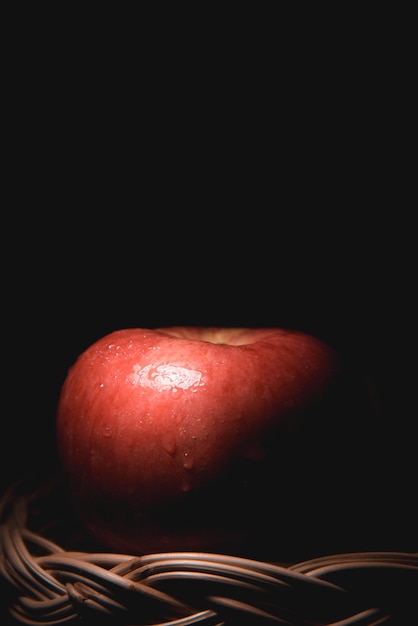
(56, 326), (345, 557)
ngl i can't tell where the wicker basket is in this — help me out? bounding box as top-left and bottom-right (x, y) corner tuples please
(1, 476), (416, 625)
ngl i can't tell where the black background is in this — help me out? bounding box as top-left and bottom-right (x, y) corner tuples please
(2, 36), (416, 567)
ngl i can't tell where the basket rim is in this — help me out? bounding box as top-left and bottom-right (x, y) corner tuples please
(1, 476), (417, 625)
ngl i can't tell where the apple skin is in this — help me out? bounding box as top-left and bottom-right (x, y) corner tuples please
(56, 326), (344, 557)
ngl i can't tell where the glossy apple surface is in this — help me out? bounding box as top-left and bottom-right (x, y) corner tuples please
(56, 326), (346, 557)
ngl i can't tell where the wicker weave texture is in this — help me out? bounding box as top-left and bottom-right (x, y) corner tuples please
(1, 479), (416, 625)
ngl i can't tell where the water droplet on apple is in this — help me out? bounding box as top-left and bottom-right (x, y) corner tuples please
(161, 437), (177, 455)
(103, 426), (112, 438)
(183, 453), (194, 470)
